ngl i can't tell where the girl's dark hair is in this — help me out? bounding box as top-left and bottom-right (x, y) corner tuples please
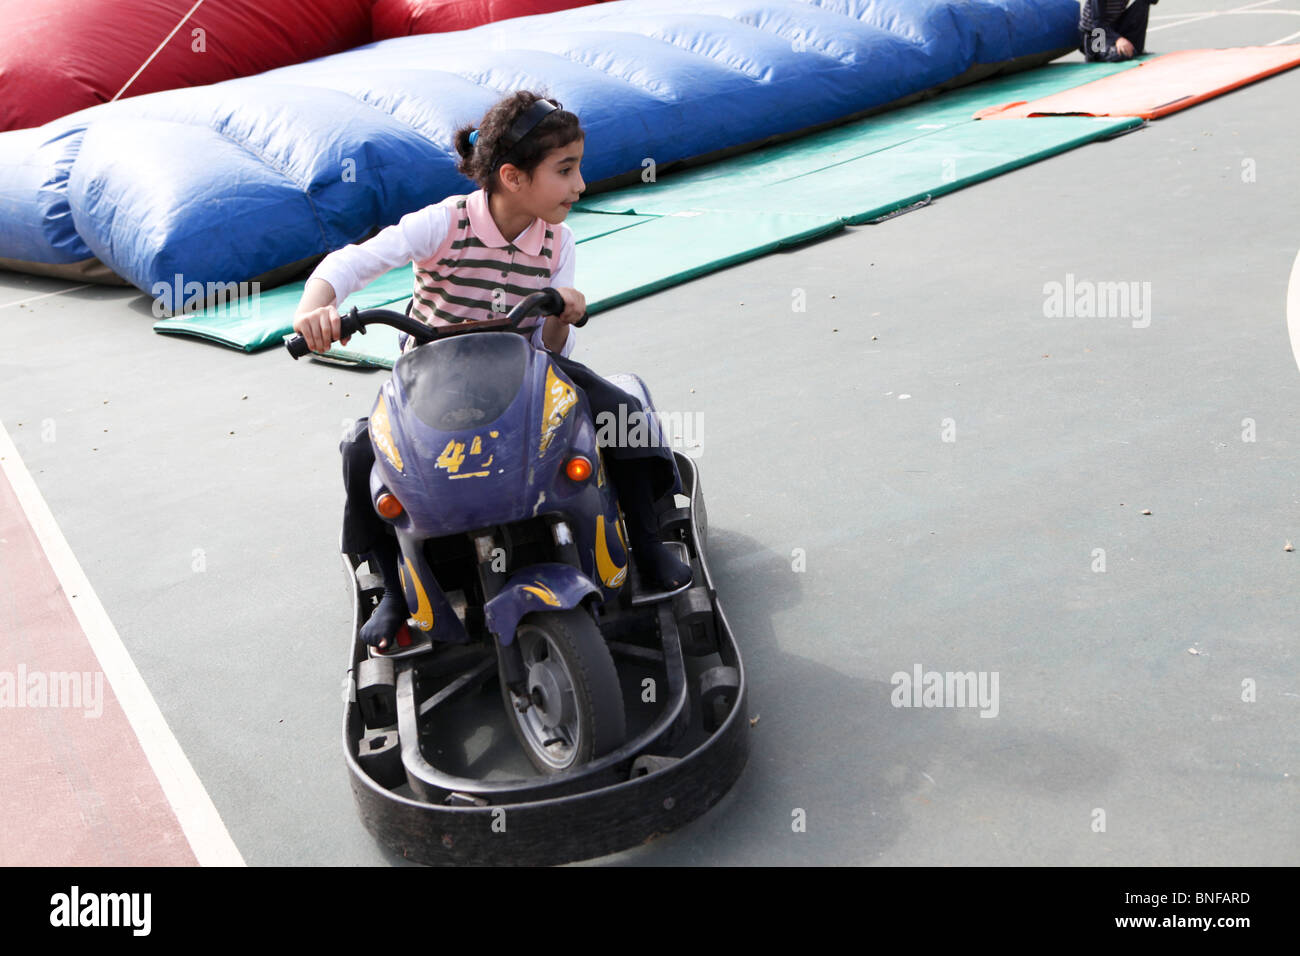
(453, 90), (583, 194)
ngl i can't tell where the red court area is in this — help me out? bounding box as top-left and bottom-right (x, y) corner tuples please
(976, 45), (1300, 120)
(0, 468), (195, 866)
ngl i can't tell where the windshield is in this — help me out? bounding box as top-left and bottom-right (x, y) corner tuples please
(394, 333), (529, 432)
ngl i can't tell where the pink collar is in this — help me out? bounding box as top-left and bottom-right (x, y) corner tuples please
(466, 189), (548, 255)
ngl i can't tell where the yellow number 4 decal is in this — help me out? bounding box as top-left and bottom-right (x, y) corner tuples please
(436, 440), (467, 474)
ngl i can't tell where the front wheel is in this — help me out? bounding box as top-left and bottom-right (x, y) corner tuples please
(501, 609), (626, 773)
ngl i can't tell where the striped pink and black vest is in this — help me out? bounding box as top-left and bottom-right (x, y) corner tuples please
(406, 191), (556, 353)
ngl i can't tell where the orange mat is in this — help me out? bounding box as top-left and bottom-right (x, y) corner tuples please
(976, 46), (1300, 120)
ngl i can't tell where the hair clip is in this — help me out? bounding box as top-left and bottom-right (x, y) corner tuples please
(469, 129), (480, 146)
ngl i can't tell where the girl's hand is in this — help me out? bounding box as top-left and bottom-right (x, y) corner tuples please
(555, 287), (586, 325)
(541, 287), (585, 352)
(293, 304), (350, 352)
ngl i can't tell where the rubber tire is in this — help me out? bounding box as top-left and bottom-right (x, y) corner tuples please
(502, 608), (626, 774)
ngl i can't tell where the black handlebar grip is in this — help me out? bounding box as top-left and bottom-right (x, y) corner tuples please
(285, 333), (310, 359)
(541, 287), (565, 316)
(285, 307), (366, 359)
(339, 307), (364, 340)
(575, 311), (590, 328)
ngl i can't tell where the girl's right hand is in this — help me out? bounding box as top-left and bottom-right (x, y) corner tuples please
(293, 304), (350, 352)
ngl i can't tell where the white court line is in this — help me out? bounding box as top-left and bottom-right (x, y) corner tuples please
(1160, 7), (1300, 13)
(1149, 0), (1284, 32)
(1159, 4), (1300, 14)
(1147, 3), (1300, 47)
(1288, 248), (1300, 375)
(0, 422), (245, 867)
(1151, 5), (1298, 16)
(0, 285), (92, 310)
(1157, 8), (1300, 17)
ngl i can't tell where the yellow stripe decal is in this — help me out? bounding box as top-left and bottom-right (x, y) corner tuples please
(404, 557), (434, 631)
(539, 365), (578, 456)
(521, 582), (562, 607)
(370, 394), (404, 472)
(596, 515), (628, 589)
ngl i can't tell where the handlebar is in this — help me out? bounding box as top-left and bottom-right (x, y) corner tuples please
(284, 287), (587, 359)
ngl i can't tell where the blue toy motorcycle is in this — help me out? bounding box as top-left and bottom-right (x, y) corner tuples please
(286, 289), (748, 865)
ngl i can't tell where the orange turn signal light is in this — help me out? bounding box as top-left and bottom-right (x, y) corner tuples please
(376, 493), (404, 519)
(565, 456), (593, 482)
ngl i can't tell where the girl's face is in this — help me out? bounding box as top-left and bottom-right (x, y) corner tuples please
(522, 138), (586, 224)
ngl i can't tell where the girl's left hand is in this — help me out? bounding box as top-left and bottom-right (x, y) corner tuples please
(555, 286), (587, 325)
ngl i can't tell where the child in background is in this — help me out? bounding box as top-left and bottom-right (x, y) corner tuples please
(1079, 0), (1157, 62)
(293, 90), (691, 648)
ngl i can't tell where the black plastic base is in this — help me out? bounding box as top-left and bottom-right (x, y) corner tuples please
(339, 453), (749, 866)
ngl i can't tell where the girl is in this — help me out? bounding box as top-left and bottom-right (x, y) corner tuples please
(293, 90), (692, 649)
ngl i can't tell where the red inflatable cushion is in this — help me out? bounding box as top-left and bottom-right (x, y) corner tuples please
(0, 0), (373, 132)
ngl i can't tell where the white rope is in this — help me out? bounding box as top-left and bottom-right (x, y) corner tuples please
(110, 0), (208, 103)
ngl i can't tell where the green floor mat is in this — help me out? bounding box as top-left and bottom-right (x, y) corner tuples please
(574, 210), (844, 309)
(153, 60), (1147, 362)
(623, 116), (1141, 221)
(565, 209), (658, 241)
